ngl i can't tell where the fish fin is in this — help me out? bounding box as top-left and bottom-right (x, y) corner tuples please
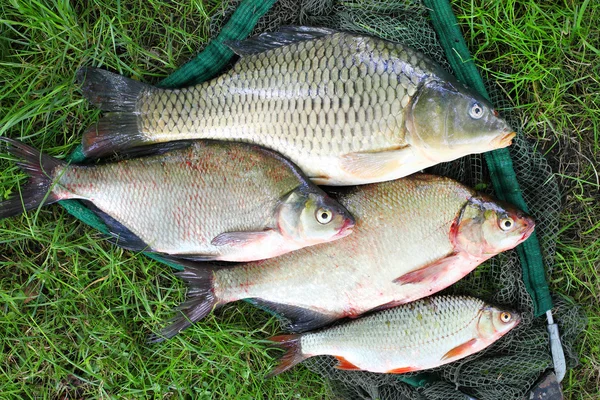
(247, 299), (337, 333)
(82, 201), (153, 252)
(82, 113), (149, 159)
(104, 140), (196, 160)
(0, 137), (65, 219)
(267, 334), (307, 377)
(334, 356), (362, 371)
(149, 263), (219, 343)
(340, 146), (414, 180)
(393, 253), (462, 285)
(225, 26), (337, 56)
(211, 229), (275, 247)
(387, 366), (420, 374)
(77, 67), (151, 112)
(441, 338), (479, 361)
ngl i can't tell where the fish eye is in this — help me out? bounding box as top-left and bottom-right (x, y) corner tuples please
(469, 102), (484, 119)
(499, 218), (514, 231)
(316, 208), (333, 224)
(500, 312), (512, 323)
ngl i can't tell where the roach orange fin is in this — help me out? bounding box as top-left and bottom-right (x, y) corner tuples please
(441, 338), (478, 361)
(387, 366), (419, 374)
(334, 356), (361, 371)
(394, 253), (461, 285)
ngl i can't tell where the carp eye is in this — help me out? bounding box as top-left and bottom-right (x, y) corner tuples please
(500, 312), (512, 323)
(499, 218), (514, 231)
(469, 102), (484, 119)
(316, 208), (333, 224)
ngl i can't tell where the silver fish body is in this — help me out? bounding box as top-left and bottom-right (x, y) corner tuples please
(268, 296), (521, 375)
(155, 175), (534, 340)
(80, 27), (515, 185)
(0, 138), (354, 262)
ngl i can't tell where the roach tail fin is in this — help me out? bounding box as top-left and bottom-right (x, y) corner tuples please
(267, 334), (307, 377)
(149, 262), (219, 343)
(0, 137), (65, 219)
(76, 67), (153, 158)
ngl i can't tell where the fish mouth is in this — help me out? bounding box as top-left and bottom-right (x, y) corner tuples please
(336, 218), (355, 238)
(519, 216), (536, 242)
(493, 131), (517, 148)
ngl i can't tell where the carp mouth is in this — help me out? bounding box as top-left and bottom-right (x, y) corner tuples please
(492, 131), (516, 148)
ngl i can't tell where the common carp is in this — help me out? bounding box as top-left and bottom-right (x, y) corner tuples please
(79, 27), (515, 185)
(154, 175), (533, 340)
(268, 295), (520, 375)
(0, 138), (354, 261)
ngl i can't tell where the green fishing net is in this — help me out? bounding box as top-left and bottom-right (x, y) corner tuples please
(200, 1), (585, 399)
(49, 0), (584, 398)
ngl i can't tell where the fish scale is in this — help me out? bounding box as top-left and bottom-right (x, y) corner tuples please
(139, 35), (419, 154)
(81, 27), (514, 184)
(0, 138), (354, 262)
(294, 296), (514, 374)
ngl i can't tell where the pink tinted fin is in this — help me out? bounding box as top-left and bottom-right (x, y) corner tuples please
(441, 338), (478, 361)
(334, 356), (362, 371)
(339, 146), (412, 179)
(393, 253), (462, 285)
(267, 334), (306, 377)
(387, 366), (420, 374)
(211, 229), (274, 247)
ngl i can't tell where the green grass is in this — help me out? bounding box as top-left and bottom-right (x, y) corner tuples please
(0, 0), (598, 399)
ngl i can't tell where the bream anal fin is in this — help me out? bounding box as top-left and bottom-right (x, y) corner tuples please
(247, 299), (337, 333)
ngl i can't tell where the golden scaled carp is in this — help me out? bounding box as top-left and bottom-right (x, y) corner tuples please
(268, 296), (520, 376)
(152, 175), (533, 341)
(0, 138), (354, 262)
(79, 26), (515, 185)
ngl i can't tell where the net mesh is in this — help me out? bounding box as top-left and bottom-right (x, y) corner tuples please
(206, 1), (584, 398)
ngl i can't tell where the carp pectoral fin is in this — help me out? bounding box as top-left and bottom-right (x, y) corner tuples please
(393, 253), (462, 285)
(340, 146), (413, 180)
(441, 338), (478, 361)
(211, 229), (275, 247)
(246, 298), (338, 333)
(387, 366), (419, 374)
(334, 356), (361, 371)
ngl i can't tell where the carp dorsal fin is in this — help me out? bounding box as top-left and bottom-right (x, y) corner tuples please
(247, 298), (338, 333)
(224, 26), (337, 56)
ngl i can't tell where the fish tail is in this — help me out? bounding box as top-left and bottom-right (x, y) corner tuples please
(267, 334), (307, 377)
(0, 137), (65, 219)
(149, 262), (219, 343)
(77, 67), (152, 158)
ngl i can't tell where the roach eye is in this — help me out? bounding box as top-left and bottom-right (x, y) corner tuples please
(500, 312), (512, 323)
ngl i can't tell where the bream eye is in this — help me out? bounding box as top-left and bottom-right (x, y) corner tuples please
(500, 312), (512, 323)
(499, 218), (514, 231)
(316, 208), (333, 224)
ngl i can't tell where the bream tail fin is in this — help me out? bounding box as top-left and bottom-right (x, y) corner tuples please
(0, 137), (65, 219)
